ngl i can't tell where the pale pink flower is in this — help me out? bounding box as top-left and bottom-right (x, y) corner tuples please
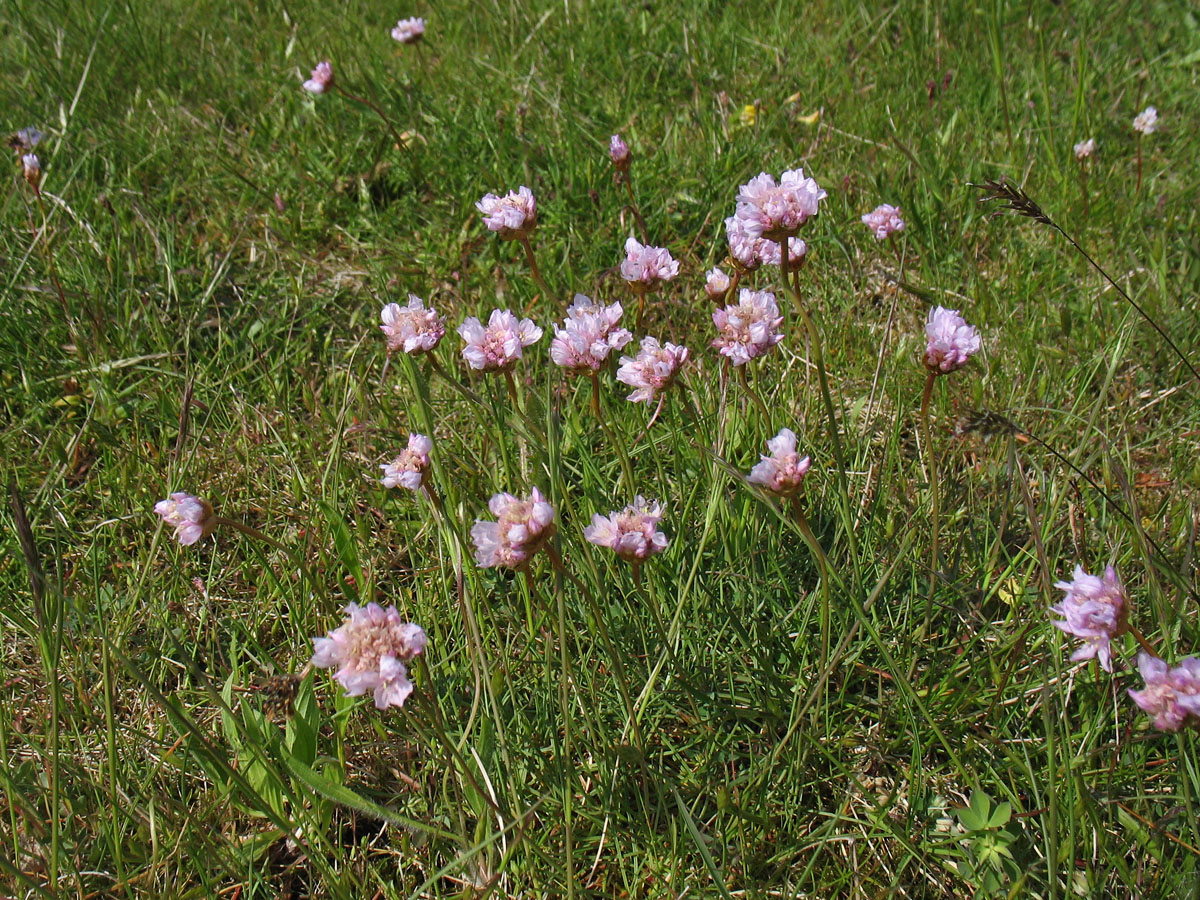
(476, 186), (537, 239)
(616, 336), (689, 403)
(923, 306), (981, 375)
(472, 488), (556, 568)
(549, 294), (632, 374)
(711, 288), (784, 366)
(22, 154), (40, 190)
(756, 236), (807, 269)
(734, 168), (826, 240)
(380, 295), (445, 355)
(154, 492), (216, 546)
(380, 433), (433, 491)
(724, 215), (805, 270)
(1074, 138), (1095, 160)
(705, 268), (732, 299)
(303, 61), (334, 94)
(1128, 652), (1200, 732)
(14, 127), (44, 151)
(747, 428), (811, 497)
(620, 237), (680, 293)
(458, 309), (542, 371)
(391, 17), (425, 44)
(584, 496), (669, 562)
(1132, 106), (1158, 135)
(609, 134), (630, 168)
(1049, 565), (1129, 672)
(861, 204), (905, 241)
(311, 603), (426, 710)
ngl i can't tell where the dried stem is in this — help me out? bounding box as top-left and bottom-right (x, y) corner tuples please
(518, 234), (552, 295)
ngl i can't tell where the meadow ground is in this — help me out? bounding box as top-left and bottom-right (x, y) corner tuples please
(2, 0), (1200, 896)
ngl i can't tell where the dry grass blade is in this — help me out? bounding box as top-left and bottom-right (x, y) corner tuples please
(8, 480), (46, 608)
(972, 177), (1054, 227)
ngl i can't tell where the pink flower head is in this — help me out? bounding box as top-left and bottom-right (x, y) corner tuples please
(734, 168), (826, 240)
(380, 295), (445, 355)
(303, 61), (334, 94)
(620, 237), (680, 293)
(1074, 138), (1095, 160)
(380, 433), (433, 491)
(711, 288), (784, 366)
(923, 306), (981, 375)
(549, 293), (632, 375)
(154, 492), (216, 546)
(458, 309), (542, 371)
(616, 336), (689, 404)
(861, 204), (905, 241)
(1128, 652), (1200, 732)
(705, 267), (732, 299)
(391, 17), (426, 44)
(757, 236), (807, 269)
(1132, 106), (1158, 135)
(14, 127), (44, 152)
(747, 428), (811, 497)
(476, 186), (537, 239)
(1049, 565), (1130, 672)
(724, 215), (804, 270)
(311, 603), (426, 710)
(21, 154), (41, 191)
(472, 488), (556, 569)
(584, 496), (669, 562)
(609, 134), (630, 169)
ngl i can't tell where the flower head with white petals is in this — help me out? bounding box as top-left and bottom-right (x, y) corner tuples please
(620, 238), (679, 293)
(861, 204), (905, 241)
(1133, 106), (1158, 135)
(472, 488), (556, 569)
(616, 337), (689, 404)
(1074, 138), (1095, 160)
(458, 309), (542, 371)
(303, 61), (334, 94)
(549, 294), (632, 374)
(923, 306), (981, 375)
(747, 429), (811, 497)
(1128, 652), (1200, 732)
(477, 186), (537, 240)
(380, 295), (445, 355)
(380, 433), (433, 492)
(391, 17), (425, 44)
(154, 492), (217, 546)
(1049, 565), (1129, 672)
(735, 168), (826, 240)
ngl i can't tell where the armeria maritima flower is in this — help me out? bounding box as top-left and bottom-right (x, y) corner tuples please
(476, 186), (537, 240)
(311, 603), (426, 710)
(616, 336), (689, 404)
(711, 288), (784, 366)
(472, 488), (556, 569)
(154, 492), (217, 546)
(1074, 138), (1095, 160)
(13, 127), (43, 152)
(303, 61), (334, 94)
(1132, 106), (1158, 135)
(391, 17), (425, 44)
(757, 236), (807, 269)
(923, 306), (981, 375)
(21, 154), (41, 191)
(734, 168), (826, 240)
(705, 268), (732, 299)
(1128, 652), (1200, 732)
(584, 496), (669, 562)
(549, 294), (632, 374)
(861, 204), (905, 241)
(609, 134), (630, 169)
(380, 295), (445, 355)
(380, 433), (432, 491)
(458, 308), (542, 371)
(747, 428), (811, 497)
(724, 214), (805, 271)
(620, 237), (679, 293)
(1049, 565), (1130, 672)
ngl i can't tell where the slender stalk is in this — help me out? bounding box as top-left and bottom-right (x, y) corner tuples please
(518, 234), (552, 295)
(792, 498), (831, 668)
(622, 176), (649, 243)
(918, 371), (940, 636)
(1136, 134), (1143, 194)
(545, 550), (576, 899)
(735, 364), (771, 421)
(211, 515), (289, 551)
(589, 372), (601, 418)
(1079, 162), (1089, 219)
(333, 84), (410, 156)
(1126, 625), (1158, 658)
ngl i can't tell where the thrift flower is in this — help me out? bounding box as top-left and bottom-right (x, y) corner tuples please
(1132, 106), (1158, 135)
(584, 497), (669, 562)
(757, 236), (807, 269)
(724, 215), (804, 270)
(391, 17), (425, 44)
(747, 428), (811, 497)
(923, 306), (981, 375)
(476, 186), (537, 240)
(711, 288), (784, 366)
(380, 433), (433, 491)
(1128, 652), (1200, 732)
(609, 134), (630, 169)
(705, 267), (732, 299)
(458, 309), (542, 371)
(303, 61), (334, 94)
(380, 295), (445, 355)
(1074, 138), (1095, 160)
(311, 603), (426, 710)
(1049, 565), (1129, 672)
(620, 237), (680, 293)
(861, 204), (905, 241)
(13, 127), (43, 152)
(154, 492), (217, 546)
(549, 293), (632, 374)
(734, 168), (826, 240)
(22, 154), (41, 191)
(616, 337), (689, 404)
(472, 488), (556, 569)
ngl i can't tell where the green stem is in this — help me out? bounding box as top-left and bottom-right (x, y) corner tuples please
(518, 234), (552, 295)
(793, 499), (831, 668)
(919, 371), (940, 638)
(735, 364), (771, 421)
(333, 83), (410, 156)
(212, 516), (289, 551)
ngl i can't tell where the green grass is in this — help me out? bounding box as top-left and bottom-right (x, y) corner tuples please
(3, 0), (1200, 896)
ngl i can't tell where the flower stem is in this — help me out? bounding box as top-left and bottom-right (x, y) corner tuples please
(1126, 624), (1158, 658)
(623, 176), (649, 243)
(518, 234), (552, 295)
(918, 371), (940, 635)
(212, 515), (289, 551)
(1136, 135), (1143, 194)
(334, 84), (410, 156)
(735, 364), (771, 421)
(792, 499), (831, 666)
(589, 372), (601, 418)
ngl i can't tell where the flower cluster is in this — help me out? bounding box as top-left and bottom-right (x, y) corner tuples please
(616, 337), (689, 404)
(472, 488), (557, 568)
(549, 294), (632, 375)
(711, 289), (784, 366)
(861, 204), (905, 241)
(746, 428), (811, 498)
(1073, 138), (1095, 160)
(1128, 653), (1200, 732)
(380, 433), (433, 492)
(724, 214), (805, 271)
(303, 61), (334, 94)
(459, 308), (542, 371)
(609, 134), (630, 169)
(704, 267), (731, 299)
(391, 17), (425, 44)
(380, 295), (445, 355)
(584, 497), (669, 562)
(923, 306), (981, 375)
(312, 603), (427, 710)
(1132, 106), (1158, 135)
(155, 493), (216, 546)
(1049, 565), (1129, 672)
(477, 186), (537, 239)
(620, 237), (679, 293)
(733, 169), (825, 240)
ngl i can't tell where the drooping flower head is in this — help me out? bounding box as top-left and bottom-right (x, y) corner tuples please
(458, 309), (542, 371)
(616, 336), (689, 404)
(861, 204), (905, 241)
(549, 293), (632, 375)
(711, 288), (784, 366)
(476, 186), (537, 240)
(620, 237), (680, 293)
(609, 134), (630, 170)
(21, 154), (41, 191)
(1074, 138), (1095, 161)
(311, 603), (426, 710)
(472, 488), (556, 569)
(734, 168), (826, 241)
(1132, 106), (1158, 135)
(1128, 652), (1200, 732)
(154, 492), (216, 546)
(303, 61), (334, 94)
(923, 306), (981, 375)
(747, 428), (811, 497)
(705, 268), (732, 299)
(1049, 565), (1129, 672)
(380, 433), (433, 491)
(584, 496), (669, 562)
(380, 295), (445, 355)
(391, 17), (426, 44)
